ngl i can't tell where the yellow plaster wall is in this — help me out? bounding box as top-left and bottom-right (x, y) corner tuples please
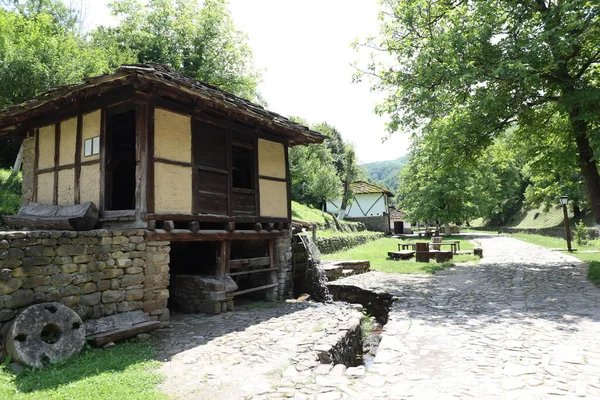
(82, 110), (101, 162)
(258, 139), (286, 179)
(57, 168), (75, 205)
(59, 118), (77, 166)
(80, 164), (100, 205)
(37, 172), (54, 204)
(155, 162), (192, 212)
(38, 125), (55, 169)
(259, 179), (288, 218)
(154, 109), (191, 163)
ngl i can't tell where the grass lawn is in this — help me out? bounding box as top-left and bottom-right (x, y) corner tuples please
(509, 233), (600, 285)
(0, 341), (165, 400)
(322, 237), (479, 274)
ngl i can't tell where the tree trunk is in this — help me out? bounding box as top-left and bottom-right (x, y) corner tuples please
(444, 222), (451, 235)
(571, 113), (600, 233)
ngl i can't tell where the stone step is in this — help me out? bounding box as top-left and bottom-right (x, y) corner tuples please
(342, 269), (355, 277)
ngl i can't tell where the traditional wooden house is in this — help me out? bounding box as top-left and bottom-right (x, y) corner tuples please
(326, 181), (393, 233)
(0, 64), (324, 319)
(389, 207), (412, 234)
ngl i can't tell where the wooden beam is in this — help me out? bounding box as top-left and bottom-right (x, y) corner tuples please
(145, 212), (288, 224)
(285, 142), (291, 220)
(87, 321), (161, 347)
(146, 229), (287, 242)
(189, 221), (200, 232)
(135, 102), (148, 222)
(74, 115), (83, 204)
(227, 267), (277, 277)
(229, 257), (271, 269)
(232, 283), (278, 297)
(225, 221), (235, 232)
(147, 105), (155, 213)
(253, 222), (262, 231)
(217, 240), (230, 276)
(163, 220), (175, 231)
(33, 129), (39, 202)
(147, 219), (156, 230)
(53, 122), (60, 205)
(99, 108), (107, 212)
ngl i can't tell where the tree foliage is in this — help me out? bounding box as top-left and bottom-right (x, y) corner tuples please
(92, 0), (261, 100)
(357, 0), (600, 226)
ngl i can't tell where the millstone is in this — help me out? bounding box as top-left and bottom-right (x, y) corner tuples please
(4, 302), (85, 368)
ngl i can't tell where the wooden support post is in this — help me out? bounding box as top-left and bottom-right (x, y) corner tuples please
(189, 221), (200, 232)
(163, 220), (175, 231)
(226, 221), (235, 232)
(218, 241), (231, 276)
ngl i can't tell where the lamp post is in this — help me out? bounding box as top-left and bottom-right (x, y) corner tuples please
(560, 196), (572, 252)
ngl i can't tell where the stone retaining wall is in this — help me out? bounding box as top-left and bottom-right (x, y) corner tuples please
(496, 227), (599, 239)
(345, 216), (389, 233)
(316, 233), (384, 255)
(0, 230), (170, 336)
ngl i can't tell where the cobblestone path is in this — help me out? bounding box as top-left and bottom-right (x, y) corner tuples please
(156, 235), (600, 399)
(350, 235), (600, 399)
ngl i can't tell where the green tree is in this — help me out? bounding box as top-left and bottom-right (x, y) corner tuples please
(356, 0), (600, 230)
(0, 4), (128, 167)
(92, 0), (261, 99)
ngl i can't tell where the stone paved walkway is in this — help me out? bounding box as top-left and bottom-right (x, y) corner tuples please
(349, 235), (600, 399)
(156, 235), (600, 399)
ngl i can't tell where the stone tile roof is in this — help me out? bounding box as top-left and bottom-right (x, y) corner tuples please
(350, 181), (394, 197)
(0, 64), (324, 146)
(388, 207), (406, 220)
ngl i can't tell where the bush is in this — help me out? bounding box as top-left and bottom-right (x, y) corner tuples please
(0, 169), (22, 216)
(574, 219), (589, 246)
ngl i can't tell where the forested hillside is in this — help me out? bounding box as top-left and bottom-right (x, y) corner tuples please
(362, 156), (406, 192)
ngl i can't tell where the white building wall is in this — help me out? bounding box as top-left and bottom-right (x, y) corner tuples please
(327, 193), (388, 218)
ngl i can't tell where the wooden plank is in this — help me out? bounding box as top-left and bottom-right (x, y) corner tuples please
(53, 122), (60, 205)
(227, 267), (277, 277)
(232, 283), (279, 297)
(74, 115), (83, 204)
(87, 321), (161, 347)
(146, 229), (286, 242)
(85, 310), (149, 336)
(3, 201), (99, 231)
(230, 256), (271, 269)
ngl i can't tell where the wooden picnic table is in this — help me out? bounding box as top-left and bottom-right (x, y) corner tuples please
(399, 241), (460, 253)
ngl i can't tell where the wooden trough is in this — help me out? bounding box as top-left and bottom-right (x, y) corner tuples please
(2, 201), (99, 231)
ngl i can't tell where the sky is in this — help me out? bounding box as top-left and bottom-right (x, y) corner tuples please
(83, 0), (411, 164)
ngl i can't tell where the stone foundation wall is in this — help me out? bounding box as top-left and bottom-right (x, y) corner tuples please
(346, 216), (389, 233)
(497, 227), (598, 239)
(275, 234), (293, 300)
(316, 233), (384, 255)
(0, 230), (170, 336)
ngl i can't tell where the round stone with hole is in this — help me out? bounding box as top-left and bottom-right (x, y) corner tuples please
(4, 302), (85, 368)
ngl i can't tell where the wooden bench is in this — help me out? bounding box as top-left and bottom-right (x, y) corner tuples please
(387, 250), (415, 260)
